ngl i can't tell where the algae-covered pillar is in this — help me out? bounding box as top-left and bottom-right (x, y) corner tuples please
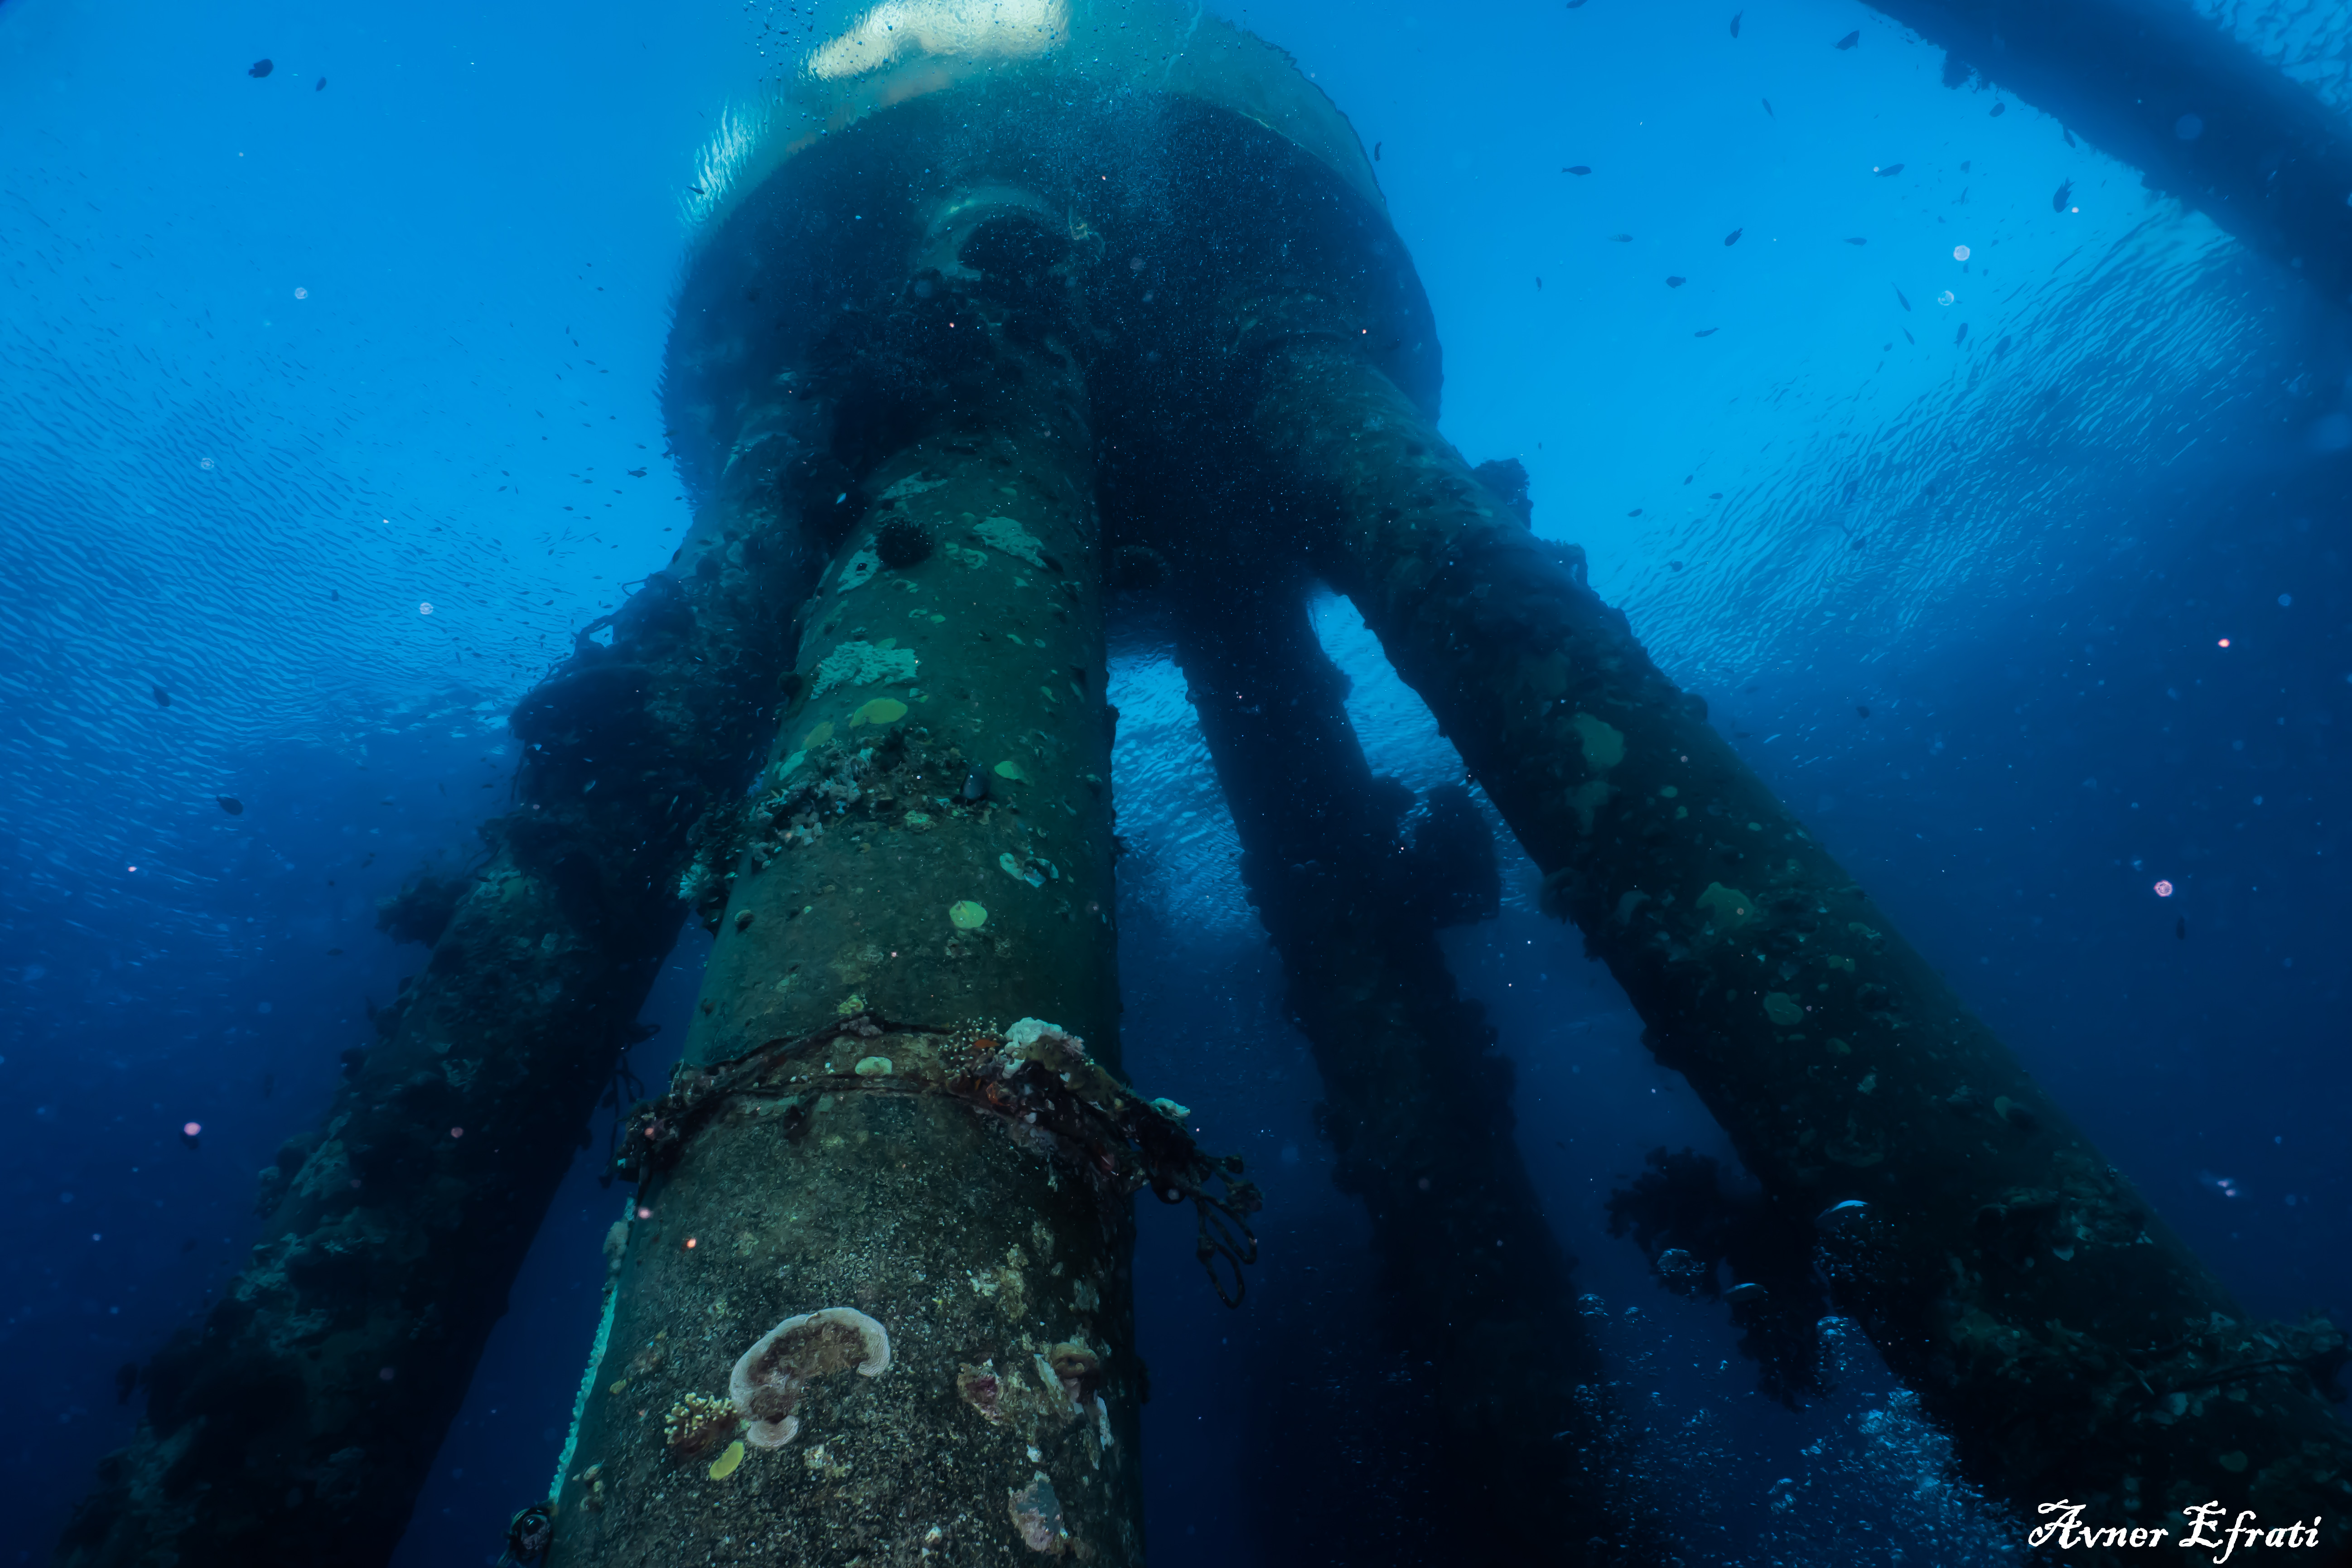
(539, 43), (1262, 1566)
(1169, 556), (1658, 1562)
(57, 405), (823, 1568)
(1234, 323), (2352, 1552)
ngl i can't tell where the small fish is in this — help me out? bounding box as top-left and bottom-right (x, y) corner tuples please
(1954, 322), (1969, 345)
(329, 588), (339, 600)
(1844, 236), (1868, 245)
(1564, 164), (1592, 175)
(327, 947), (344, 956)
(1536, 277), (1544, 289)
(2176, 916), (2187, 940)
(1835, 29), (1859, 48)
(2052, 178), (2073, 212)
(1669, 561), (1684, 571)
(687, 184), (707, 195)
(152, 685), (171, 707)
(217, 795), (244, 816)
(1875, 163), (1904, 177)
(1856, 704), (1870, 718)
(1723, 227), (1742, 246)
(1902, 328), (1915, 344)
(2063, 128), (2077, 148)
(1959, 160), (1972, 172)
(1374, 141), (1381, 161)
(314, 77), (326, 92)
(248, 58), (274, 78)
(627, 467), (647, 477)
(1565, 0), (1586, 7)
(1893, 285), (1911, 310)
(1666, 275), (1686, 288)
(1989, 101), (2005, 117)
(1730, 11), (1742, 36)
(1610, 233), (1633, 242)
(1725, 1282), (1768, 1305)
(1694, 327), (1719, 337)
(1761, 97), (1774, 118)
(1628, 508), (1642, 517)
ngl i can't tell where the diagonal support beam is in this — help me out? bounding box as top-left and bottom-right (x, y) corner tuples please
(1246, 333), (2352, 1558)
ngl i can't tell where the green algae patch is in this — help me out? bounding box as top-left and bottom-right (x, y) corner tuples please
(1696, 883), (1757, 932)
(1572, 712), (1626, 772)
(850, 697), (908, 727)
(1569, 779), (1611, 833)
(708, 1439), (745, 1481)
(853, 1056), (893, 1077)
(835, 992), (866, 1017)
(802, 721), (835, 750)
(1763, 992), (1806, 1028)
(949, 900), (988, 930)
(993, 759), (1028, 783)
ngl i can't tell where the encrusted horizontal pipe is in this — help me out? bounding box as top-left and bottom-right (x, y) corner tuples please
(58, 404), (823, 1568)
(1866, 0), (2352, 309)
(1248, 337), (2352, 1559)
(1172, 569), (1661, 1563)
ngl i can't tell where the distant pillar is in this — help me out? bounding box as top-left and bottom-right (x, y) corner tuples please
(544, 191), (1251, 1568)
(1170, 564), (1660, 1563)
(1245, 332), (2352, 1554)
(56, 400), (823, 1568)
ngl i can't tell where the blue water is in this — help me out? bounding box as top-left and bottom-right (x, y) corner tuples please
(4, 0), (2348, 1563)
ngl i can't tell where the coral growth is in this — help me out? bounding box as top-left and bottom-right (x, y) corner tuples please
(874, 516), (934, 568)
(376, 873), (466, 948)
(809, 638), (918, 697)
(729, 1307), (892, 1447)
(662, 1391), (739, 1457)
(1007, 1471), (1068, 1555)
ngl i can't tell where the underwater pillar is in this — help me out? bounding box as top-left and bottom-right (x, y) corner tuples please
(1171, 567), (1660, 1563)
(1244, 334), (2352, 1551)
(56, 404), (824, 1568)
(544, 191), (1249, 1567)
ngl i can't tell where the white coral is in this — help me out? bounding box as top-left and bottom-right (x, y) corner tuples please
(729, 1307), (892, 1448)
(810, 640), (919, 697)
